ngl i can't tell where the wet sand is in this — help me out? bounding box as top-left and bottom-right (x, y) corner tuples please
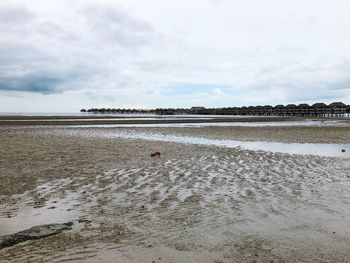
(131, 125), (350, 144)
(0, 119), (350, 262)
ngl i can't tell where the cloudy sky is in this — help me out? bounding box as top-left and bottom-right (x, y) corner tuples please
(1, 0), (350, 112)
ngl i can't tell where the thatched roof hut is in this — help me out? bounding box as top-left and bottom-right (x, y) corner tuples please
(328, 102), (346, 107)
(328, 102), (347, 114)
(312, 102), (327, 108)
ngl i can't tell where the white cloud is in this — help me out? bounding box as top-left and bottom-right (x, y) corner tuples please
(0, 0), (349, 112)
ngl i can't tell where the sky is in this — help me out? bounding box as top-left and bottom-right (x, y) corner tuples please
(0, 0), (350, 112)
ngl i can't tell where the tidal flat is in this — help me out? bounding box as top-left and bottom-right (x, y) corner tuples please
(0, 117), (350, 262)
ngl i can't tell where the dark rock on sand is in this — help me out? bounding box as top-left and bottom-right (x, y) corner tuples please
(0, 222), (73, 250)
(77, 219), (92, 224)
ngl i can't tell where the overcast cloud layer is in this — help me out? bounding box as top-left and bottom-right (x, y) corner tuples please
(1, 0), (350, 112)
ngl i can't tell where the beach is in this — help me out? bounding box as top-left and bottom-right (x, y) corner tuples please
(0, 116), (350, 262)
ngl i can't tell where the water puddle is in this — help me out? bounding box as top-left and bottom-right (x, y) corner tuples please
(0, 183), (82, 236)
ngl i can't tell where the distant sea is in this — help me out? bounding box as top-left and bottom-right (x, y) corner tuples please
(0, 112), (82, 116)
(0, 112), (155, 116)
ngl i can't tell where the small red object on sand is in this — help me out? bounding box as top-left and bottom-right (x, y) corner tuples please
(151, 152), (161, 157)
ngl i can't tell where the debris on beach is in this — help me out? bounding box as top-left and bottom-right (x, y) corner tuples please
(151, 152), (161, 157)
(0, 222), (73, 250)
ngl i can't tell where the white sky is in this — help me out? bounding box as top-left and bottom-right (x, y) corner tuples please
(0, 0), (349, 112)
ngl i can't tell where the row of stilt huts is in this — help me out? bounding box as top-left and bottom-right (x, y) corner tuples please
(82, 102), (350, 117)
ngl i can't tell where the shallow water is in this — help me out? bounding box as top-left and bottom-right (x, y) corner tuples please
(55, 129), (350, 158)
(65, 119), (348, 128)
(0, 181), (82, 236)
(0, 197), (80, 236)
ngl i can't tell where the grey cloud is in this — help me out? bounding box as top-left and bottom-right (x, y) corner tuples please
(0, 2), (168, 98)
(0, 74), (64, 94)
(0, 42), (53, 66)
(35, 22), (81, 42)
(92, 6), (152, 32)
(0, 5), (34, 24)
(0, 70), (92, 95)
(82, 4), (156, 47)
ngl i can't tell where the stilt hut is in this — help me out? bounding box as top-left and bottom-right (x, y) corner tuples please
(312, 103), (327, 117)
(274, 105), (285, 116)
(328, 102), (347, 117)
(263, 105), (273, 116)
(297, 104), (310, 117)
(286, 104), (298, 116)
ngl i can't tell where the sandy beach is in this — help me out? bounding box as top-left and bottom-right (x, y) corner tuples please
(0, 117), (350, 262)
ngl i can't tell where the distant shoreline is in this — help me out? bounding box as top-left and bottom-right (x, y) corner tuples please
(1, 115), (350, 126)
(0, 116), (341, 125)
